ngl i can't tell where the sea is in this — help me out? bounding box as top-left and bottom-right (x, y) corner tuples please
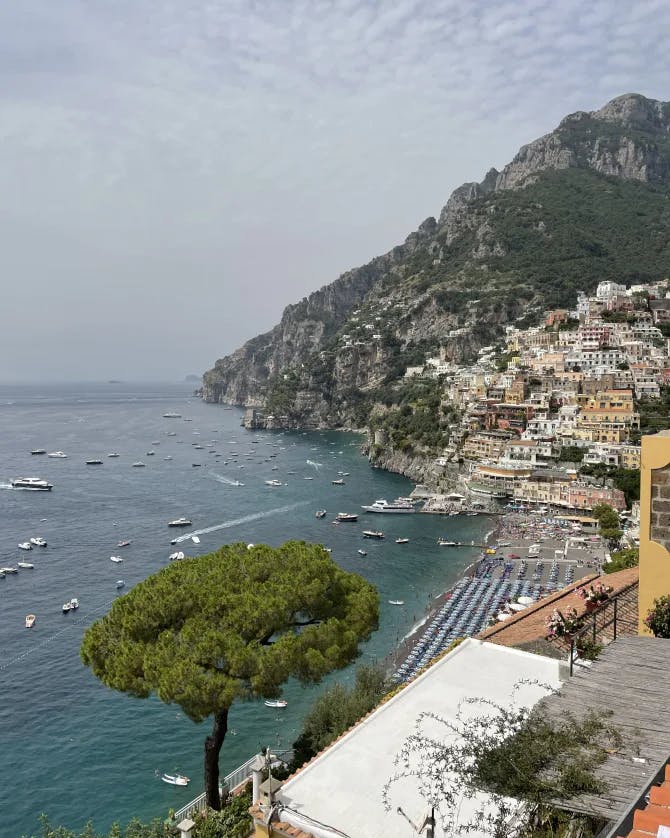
(0, 382), (491, 837)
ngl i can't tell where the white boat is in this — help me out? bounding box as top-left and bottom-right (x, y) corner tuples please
(191, 536), (200, 544)
(146, 451), (156, 456)
(86, 459), (103, 465)
(25, 614), (36, 628)
(331, 479), (345, 485)
(169, 551), (185, 561)
(132, 462), (146, 468)
(265, 479), (283, 487)
(362, 530), (384, 539)
(336, 512), (358, 522)
(10, 477), (53, 491)
(48, 451), (68, 458)
(30, 537), (47, 547)
(63, 600), (73, 613)
(315, 510), (327, 518)
(17, 561), (34, 569)
(107, 453), (120, 458)
(437, 539), (457, 546)
(31, 448), (46, 455)
(264, 699), (287, 708)
(1, 566), (19, 574)
(163, 412), (182, 418)
(70, 598), (79, 609)
(161, 773), (189, 786)
(395, 538), (410, 544)
(117, 540), (131, 547)
(18, 542), (32, 551)
(110, 556), (123, 563)
(163, 456), (173, 461)
(168, 518), (192, 527)
(116, 580), (125, 589)
(361, 498), (415, 514)
(357, 549), (367, 556)
(388, 600), (405, 606)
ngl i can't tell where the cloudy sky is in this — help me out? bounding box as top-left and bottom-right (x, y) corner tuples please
(1, 0), (668, 381)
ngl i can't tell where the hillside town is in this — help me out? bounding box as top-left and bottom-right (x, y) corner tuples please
(399, 278), (670, 513)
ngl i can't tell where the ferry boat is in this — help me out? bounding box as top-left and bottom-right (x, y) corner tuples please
(10, 477), (53, 491)
(336, 512), (358, 522)
(362, 530), (385, 539)
(361, 498), (415, 514)
(168, 517), (192, 527)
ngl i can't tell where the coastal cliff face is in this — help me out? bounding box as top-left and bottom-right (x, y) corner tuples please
(203, 93), (670, 457)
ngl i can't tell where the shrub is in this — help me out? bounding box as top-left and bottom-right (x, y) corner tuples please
(645, 595), (670, 638)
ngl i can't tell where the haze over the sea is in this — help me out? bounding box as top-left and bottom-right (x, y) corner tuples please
(1, 0), (668, 381)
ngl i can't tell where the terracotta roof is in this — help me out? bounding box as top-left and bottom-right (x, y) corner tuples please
(621, 765), (670, 837)
(478, 566), (639, 650)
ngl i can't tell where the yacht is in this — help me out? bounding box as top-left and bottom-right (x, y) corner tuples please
(361, 498), (415, 514)
(63, 598), (79, 612)
(163, 412), (182, 418)
(10, 477), (53, 491)
(336, 512), (358, 522)
(48, 451), (68, 458)
(25, 614), (36, 628)
(1, 566), (18, 574)
(168, 517), (192, 527)
(70, 597), (79, 609)
(388, 600), (405, 606)
(163, 456), (173, 461)
(362, 530), (385, 539)
(29, 537), (47, 547)
(166, 431), (177, 436)
(31, 449), (46, 455)
(161, 773), (190, 786)
(18, 542), (32, 551)
(331, 479), (345, 485)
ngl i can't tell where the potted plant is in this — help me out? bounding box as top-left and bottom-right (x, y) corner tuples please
(545, 607), (583, 639)
(577, 582), (613, 611)
(645, 595), (670, 638)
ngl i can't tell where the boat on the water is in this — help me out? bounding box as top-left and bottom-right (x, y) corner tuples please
(31, 449), (46, 455)
(315, 510), (327, 518)
(17, 561), (34, 569)
(265, 479), (283, 487)
(110, 556), (123, 563)
(132, 462), (146, 468)
(117, 540), (131, 547)
(357, 549), (367, 556)
(331, 479), (345, 485)
(25, 614), (36, 628)
(163, 412), (182, 419)
(30, 537), (47, 547)
(395, 538), (410, 544)
(47, 451), (67, 458)
(86, 459), (103, 465)
(169, 551), (185, 561)
(361, 498), (415, 514)
(336, 512), (358, 522)
(362, 530), (385, 539)
(168, 518), (192, 527)
(437, 539), (457, 546)
(18, 542), (32, 551)
(161, 773), (189, 786)
(1, 566), (19, 574)
(388, 600), (405, 606)
(116, 580), (125, 589)
(107, 453), (120, 458)
(10, 477), (53, 491)
(264, 699), (287, 708)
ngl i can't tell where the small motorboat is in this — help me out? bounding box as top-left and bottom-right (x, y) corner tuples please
(117, 540), (131, 548)
(25, 614), (36, 628)
(315, 510), (327, 519)
(336, 512), (358, 522)
(18, 542), (33, 551)
(168, 518), (192, 527)
(116, 580), (125, 589)
(110, 556), (123, 563)
(362, 530), (384, 539)
(357, 549), (367, 556)
(31, 449), (46, 455)
(264, 699), (287, 708)
(17, 561), (34, 569)
(161, 773), (190, 786)
(395, 538), (410, 544)
(146, 451), (156, 456)
(70, 597), (79, 609)
(388, 600), (405, 606)
(1, 566), (19, 574)
(191, 536), (200, 544)
(63, 600), (73, 613)
(107, 453), (120, 458)
(164, 456), (173, 461)
(132, 462), (146, 468)
(169, 551), (185, 561)
(30, 537), (47, 547)
(86, 459), (103, 465)
(48, 451), (68, 458)
(437, 539), (456, 546)
(331, 479), (345, 485)
(192, 463), (202, 467)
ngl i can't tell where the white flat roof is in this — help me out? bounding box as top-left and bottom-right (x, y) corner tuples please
(277, 639), (565, 838)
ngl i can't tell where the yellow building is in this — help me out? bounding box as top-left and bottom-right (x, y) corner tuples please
(621, 444), (641, 471)
(639, 431), (670, 634)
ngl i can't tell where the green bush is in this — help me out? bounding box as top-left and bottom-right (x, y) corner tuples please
(645, 595), (670, 638)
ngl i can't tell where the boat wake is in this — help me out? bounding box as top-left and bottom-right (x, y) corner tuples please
(211, 473), (244, 486)
(0, 482), (13, 489)
(306, 459), (322, 470)
(170, 502), (311, 543)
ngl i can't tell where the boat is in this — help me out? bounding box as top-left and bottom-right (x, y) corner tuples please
(166, 431), (177, 436)
(395, 538), (410, 544)
(331, 479), (345, 485)
(1, 566), (19, 574)
(70, 598), (79, 609)
(191, 536), (200, 544)
(357, 549), (367, 556)
(110, 556), (123, 563)
(388, 600), (405, 606)
(362, 530), (384, 539)
(161, 773), (190, 786)
(361, 498), (415, 514)
(30, 537), (47, 547)
(315, 510), (327, 518)
(437, 539), (457, 546)
(86, 459), (103, 465)
(63, 600), (73, 613)
(163, 456), (173, 461)
(47, 451), (67, 458)
(116, 580), (125, 589)
(17, 561), (34, 569)
(107, 453), (120, 458)
(31, 449), (46, 455)
(304, 476), (314, 480)
(132, 462), (146, 468)
(168, 518), (192, 527)
(336, 512), (358, 522)
(169, 551), (185, 561)
(264, 699), (287, 708)
(18, 542), (32, 551)
(163, 412), (182, 418)
(25, 614), (36, 628)
(265, 479), (283, 487)
(10, 477), (53, 491)
(192, 463), (201, 467)
(117, 540), (131, 547)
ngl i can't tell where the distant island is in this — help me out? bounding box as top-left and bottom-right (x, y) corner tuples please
(107, 380), (123, 384)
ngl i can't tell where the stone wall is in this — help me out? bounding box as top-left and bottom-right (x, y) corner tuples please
(651, 462), (670, 551)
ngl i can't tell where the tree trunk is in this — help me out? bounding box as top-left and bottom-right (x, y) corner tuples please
(204, 707), (228, 810)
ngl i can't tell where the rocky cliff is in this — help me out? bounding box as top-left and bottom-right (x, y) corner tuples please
(203, 93), (670, 437)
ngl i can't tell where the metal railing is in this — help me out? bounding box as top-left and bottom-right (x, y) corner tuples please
(568, 582), (638, 675)
(172, 749), (293, 823)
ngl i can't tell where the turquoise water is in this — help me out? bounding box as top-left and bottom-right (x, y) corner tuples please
(0, 383), (489, 836)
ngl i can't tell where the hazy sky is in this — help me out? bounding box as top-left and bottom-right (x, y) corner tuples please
(1, 0), (669, 382)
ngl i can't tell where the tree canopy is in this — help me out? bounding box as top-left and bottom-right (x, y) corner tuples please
(81, 540), (379, 808)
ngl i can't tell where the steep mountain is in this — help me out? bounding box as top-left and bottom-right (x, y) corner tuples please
(203, 94), (670, 434)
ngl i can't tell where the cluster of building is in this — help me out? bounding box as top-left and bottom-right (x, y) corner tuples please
(412, 279), (670, 511)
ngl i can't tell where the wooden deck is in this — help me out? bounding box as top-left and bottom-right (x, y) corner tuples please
(539, 636), (670, 821)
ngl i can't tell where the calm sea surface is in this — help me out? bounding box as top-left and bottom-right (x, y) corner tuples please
(0, 382), (489, 836)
